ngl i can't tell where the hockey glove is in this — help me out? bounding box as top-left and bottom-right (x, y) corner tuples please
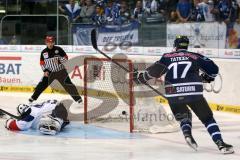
(201, 73), (215, 83)
(133, 70), (140, 84)
(138, 72), (149, 84)
(133, 70), (149, 84)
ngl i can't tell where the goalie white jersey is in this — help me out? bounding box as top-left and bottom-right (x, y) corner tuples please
(6, 100), (59, 131)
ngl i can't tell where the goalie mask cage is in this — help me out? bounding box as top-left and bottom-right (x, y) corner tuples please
(84, 57), (178, 133)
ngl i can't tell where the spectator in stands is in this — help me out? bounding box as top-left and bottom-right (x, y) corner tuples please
(237, 0), (240, 7)
(176, 0), (192, 23)
(143, 0), (159, 15)
(230, 0), (239, 22)
(198, 0), (216, 22)
(158, 0), (168, 16)
(143, 0), (152, 15)
(209, 0), (221, 21)
(94, 0), (105, 7)
(105, 0), (121, 25)
(166, 0), (178, 22)
(59, 0), (81, 22)
(80, 0), (96, 23)
(150, 0), (159, 13)
(92, 4), (106, 26)
(191, 0), (205, 21)
(217, 0), (232, 24)
(236, 0), (240, 22)
(133, 0), (144, 20)
(79, 0), (86, 7)
(9, 35), (19, 45)
(119, 1), (132, 24)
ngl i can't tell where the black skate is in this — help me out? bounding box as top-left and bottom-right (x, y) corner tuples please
(28, 98), (34, 103)
(184, 135), (198, 151)
(77, 98), (82, 104)
(215, 140), (234, 154)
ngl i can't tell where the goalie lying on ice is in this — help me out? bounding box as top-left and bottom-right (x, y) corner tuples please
(5, 99), (70, 135)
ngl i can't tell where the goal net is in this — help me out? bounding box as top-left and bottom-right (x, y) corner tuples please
(83, 57), (179, 133)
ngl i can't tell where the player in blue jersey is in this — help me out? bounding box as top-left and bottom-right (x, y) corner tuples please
(133, 35), (234, 154)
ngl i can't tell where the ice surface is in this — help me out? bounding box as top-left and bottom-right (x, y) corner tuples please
(0, 92), (239, 160)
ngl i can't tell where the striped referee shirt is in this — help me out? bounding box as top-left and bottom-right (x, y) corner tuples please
(40, 46), (68, 72)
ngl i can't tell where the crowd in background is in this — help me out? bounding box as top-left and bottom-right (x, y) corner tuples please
(59, 0), (134, 25)
(1, 0), (240, 45)
(58, 0), (240, 25)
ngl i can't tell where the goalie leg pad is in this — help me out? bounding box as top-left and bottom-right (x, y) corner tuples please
(51, 103), (68, 121)
(38, 115), (63, 135)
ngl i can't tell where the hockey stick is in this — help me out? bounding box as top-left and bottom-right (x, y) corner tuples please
(91, 29), (166, 98)
(0, 107), (31, 120)
(0, 108), (22, 120)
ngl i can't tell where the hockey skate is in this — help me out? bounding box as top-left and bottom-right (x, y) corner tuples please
(77, 98), (82, 104)
(69, 98), (84, 112)
(184, 134), (198, 151)
(28, 98), (35, 103)
(215, 140), (234, 154)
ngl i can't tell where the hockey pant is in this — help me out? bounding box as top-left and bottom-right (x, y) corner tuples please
(168, 96), (223, 143)
(168, 96), (213, 124)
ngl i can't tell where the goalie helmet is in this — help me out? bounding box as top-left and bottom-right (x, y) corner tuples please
(17, 104), (30, 115)
(173, 35), (189, 49)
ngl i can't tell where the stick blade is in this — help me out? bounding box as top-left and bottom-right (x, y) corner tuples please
(91, 29), (98, 50)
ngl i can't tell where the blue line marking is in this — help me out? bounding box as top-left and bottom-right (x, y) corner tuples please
(18, 122), (146, 139)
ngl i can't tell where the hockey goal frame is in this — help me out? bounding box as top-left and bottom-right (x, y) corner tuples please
(83, 57), (134, 132)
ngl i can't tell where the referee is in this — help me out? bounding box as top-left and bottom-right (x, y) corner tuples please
(29, 36), (82, 103)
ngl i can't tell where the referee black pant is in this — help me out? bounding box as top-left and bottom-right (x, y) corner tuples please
(31, 69), (82, 102)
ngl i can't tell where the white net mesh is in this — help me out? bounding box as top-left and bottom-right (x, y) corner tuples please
(133, 85), (179, 133)
(84, 58), (179, 133)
